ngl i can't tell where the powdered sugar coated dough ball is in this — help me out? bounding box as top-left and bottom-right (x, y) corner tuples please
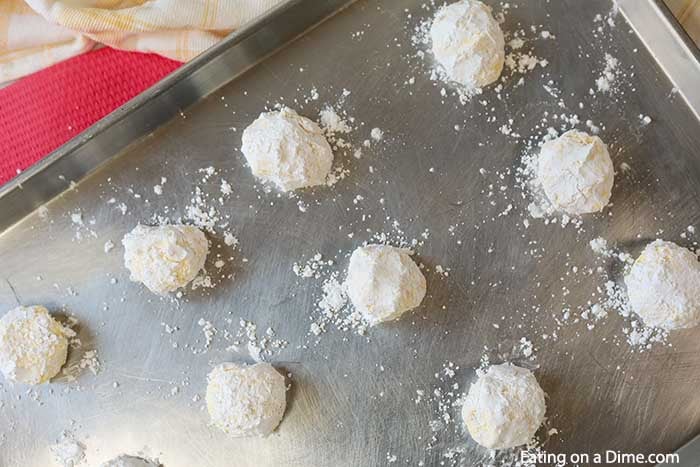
(430, 0), (505, 89)
(462, 363), (546, 449)
(0, 305), (69, 385)
(625, 240), (700, 330)
(346, 244), (427, 326)
(122, 224), (209, 295)
(101, 455), (159, 467)
(241, 107), (333, 192)
(537, 130), (614, 215)
(206, 362), (286, 437)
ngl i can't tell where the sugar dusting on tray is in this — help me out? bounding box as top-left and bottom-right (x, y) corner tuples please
(50, 431), (86, 467)
(595, 53), (620, 94)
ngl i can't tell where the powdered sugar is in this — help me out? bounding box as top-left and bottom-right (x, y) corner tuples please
(226, 320), (288, 362)
(50, 433), (86, 467)
(292, 253), (334, 279)
(595, 53), (620, 94)
(310, 272), (368, 337)
(184, 167), (235, 232)
(72, 350), (100, 378)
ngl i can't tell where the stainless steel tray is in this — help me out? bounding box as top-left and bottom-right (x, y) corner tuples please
(2, 0), (700, 466)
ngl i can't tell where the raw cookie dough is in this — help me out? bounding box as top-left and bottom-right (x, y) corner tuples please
(0, 305), (69, 385)
(346, 244), (427, 326)
(462, 363), (546, 449)
(537, 129), (614, 215)
(430, 0), (505, 89)
(241, 107), (333, 191)
(122, 224), (209, 295)
(101, 455), (159, 467)
(625, 239), (700, 330)
(206, 362), (286, 437)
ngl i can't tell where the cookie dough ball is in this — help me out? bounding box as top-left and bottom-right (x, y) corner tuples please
(625, 240), (700, 330)
(0, 305), (69, 384)
(241, 107), (333, 191)
(101, 455), (159, 467)
(537, 130), (614, 215)
(122, 224), (209, 295)
(346, 244), (427, 326)
(206, 362), (286, 437)
(430, 0), (505, 89)
(462, 363), (546, 450)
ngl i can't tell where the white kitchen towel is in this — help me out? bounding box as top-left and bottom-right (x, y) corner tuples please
(0, 0), (286, 83)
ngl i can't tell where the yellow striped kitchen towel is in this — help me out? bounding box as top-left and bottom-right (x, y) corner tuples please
(0, 0), (285, 83)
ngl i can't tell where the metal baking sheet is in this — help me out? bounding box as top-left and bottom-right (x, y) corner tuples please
(2, 0), (700, 466)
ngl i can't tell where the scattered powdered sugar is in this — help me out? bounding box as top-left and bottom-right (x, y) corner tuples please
(220, 179), (233, 196)
(310, 272), (368, 337)
(292, 253), (334, 279)
(69, 210), (97, 241)
(227, 320), (288, 362)
(519, 337), (535, 359)
(48, 316), (102, 382)
(589, 237), (608, 256)
(427, 361), (462, 434)
(70, 211), (83, 227)
(198, 318), (217, 350)
(62, 349), (101, 382)
(320, 106), (353, 135)
(293, 258), (368, 339)
(595, 53), (620, 94)
(223, 231), (239, 247)
(625, 322), (669, 349)
(314, 92), (358, 188)
(504, 41), (548, 77)
(588, 237), (633, 264)
(50, 433), (86, 467)
(184, 167), (234, 233)
(318, 274), (347, 315)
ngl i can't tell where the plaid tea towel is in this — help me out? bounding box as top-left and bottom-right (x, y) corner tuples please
(0, 0), (286, 83)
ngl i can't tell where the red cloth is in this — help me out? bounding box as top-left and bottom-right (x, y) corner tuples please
(0, 48), (181, 186)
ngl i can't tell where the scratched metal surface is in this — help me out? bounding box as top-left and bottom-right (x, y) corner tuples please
(1, 0), (700, 466)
